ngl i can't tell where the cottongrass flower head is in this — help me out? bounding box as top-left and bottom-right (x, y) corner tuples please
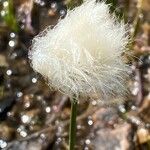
(29, 0), (130, 101)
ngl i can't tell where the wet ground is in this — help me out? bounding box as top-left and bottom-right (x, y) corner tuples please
(0, 0), (150, 150)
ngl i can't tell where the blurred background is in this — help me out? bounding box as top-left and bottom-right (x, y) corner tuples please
(0, 0), (150, 149)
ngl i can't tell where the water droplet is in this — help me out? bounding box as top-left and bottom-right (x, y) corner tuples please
(77, 125), (82, 129)
(56, 137), (62, 145)
(45, 106), (51, 113)
(1, 10), (5, 16)
(40, 1), (45, 6)
(20, 131), (27, 137)
(84, 147), (89, 150)
(92, 100), (97, 106)
(17, 125), (27, 138)
(88, 119), (93, 126)
(10, 32), (16, 38)
(7, 111), (13, 117)
(6, 69), (12, 76)
(131, 105), (137, 110)
(35, 95), (41, 100)
(59, 9), (66, 17)
(0, 140), (7, 148)
(85, 139), (91, 145)
(3, 1), (8, 7)
(34, 0), (45, 6)
(58, 126), (62, 133)
(57, 137), (62, 142)
(130, 116), (141, 126)
(132, 87), (139, 95)
(32, 78), (37, 83)
(11, 52), (17, 59)
(51, 2), (57, 9)
(21, 115), (30, 124)
(40, 133), (46, 139)
(21, 25), (25, 29)
(139, 14), (143, 19)
(145, 123), (150, 128)
(9, 40), (15, 47)
(134, 81), (139, 86)
(118, 105), (126, 113)
(24, 102), (30, 108)
(17, 92), (23, 98)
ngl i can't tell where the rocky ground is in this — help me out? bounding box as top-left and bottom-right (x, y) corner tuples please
(0, 0), (150, 150)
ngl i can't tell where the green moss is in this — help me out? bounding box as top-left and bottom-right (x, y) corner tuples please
(1, 0), (18, 32)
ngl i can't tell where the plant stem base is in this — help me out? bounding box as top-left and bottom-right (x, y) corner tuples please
(69, 97), (78, 150)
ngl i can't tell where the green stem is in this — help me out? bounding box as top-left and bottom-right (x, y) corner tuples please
(69, 96), (78, 150)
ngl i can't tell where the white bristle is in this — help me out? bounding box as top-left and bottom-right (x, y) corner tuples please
(29, 0), (130, 100)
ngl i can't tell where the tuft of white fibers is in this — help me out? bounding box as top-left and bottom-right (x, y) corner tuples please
(29, 0), (130, 101)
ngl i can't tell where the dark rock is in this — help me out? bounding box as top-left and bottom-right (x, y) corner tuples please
(92, 123), (134, 150)
(92, 107), (119, 128)
(0, 33), (8, 52)
(5, 141), (43, 150)
(139, 54), (150, 69)
(5, 127), (56, 150)
(0, 123), (15, 141)
(0, 96), (15, 120)
(90, 107), (134, 150)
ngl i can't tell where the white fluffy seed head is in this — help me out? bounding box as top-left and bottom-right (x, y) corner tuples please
(29, 0), (130, 101)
